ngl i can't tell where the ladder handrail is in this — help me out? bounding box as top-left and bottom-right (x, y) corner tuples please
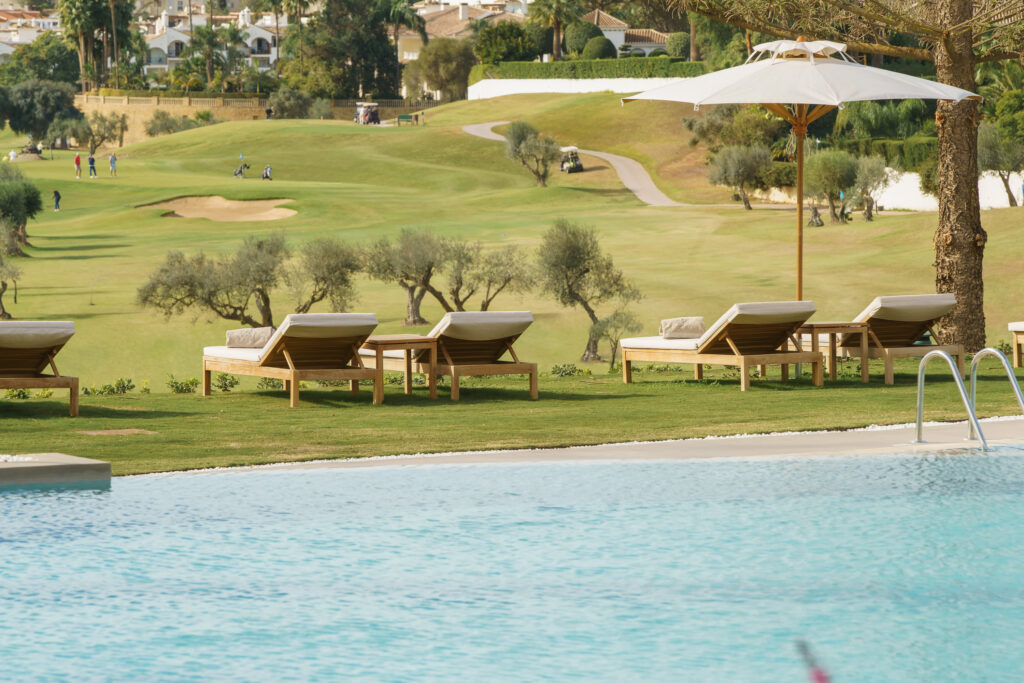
(915, 349), (988, 449)
(968, 347), (1024, 440)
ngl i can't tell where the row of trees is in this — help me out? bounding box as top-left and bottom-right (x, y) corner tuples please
(138, 222), (640, 363)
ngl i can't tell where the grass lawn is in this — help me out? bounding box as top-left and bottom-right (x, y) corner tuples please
(3, 359), (1020, 476)
(2, 94), (1023, 472)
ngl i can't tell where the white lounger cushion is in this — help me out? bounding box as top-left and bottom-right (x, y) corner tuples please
(427, 311), (533, 341)
(620, 336), (701, 351)
(202, 346), (264, 362)
(206, 313), (378, 363)
(0, 321), (75, 349)
(1009, 322), (1024, 332)
(624, 301), (815, 352)
(854, 294), (956, 323)
(358, 348), (407, 360)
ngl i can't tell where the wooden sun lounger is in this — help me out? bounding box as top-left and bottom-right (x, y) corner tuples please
(833, 294), (963, 384)
(621, 302), (824, 391)
(1008, 322), (1023, 368)
(202, 313), (379, 407)
(359, 311), (538, 400)
(0, 321), (79, 416)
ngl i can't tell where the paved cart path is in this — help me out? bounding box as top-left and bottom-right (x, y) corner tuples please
(462, 121), (684, 207)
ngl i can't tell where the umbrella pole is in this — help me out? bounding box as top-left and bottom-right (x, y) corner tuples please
(796, 126), (804, 301)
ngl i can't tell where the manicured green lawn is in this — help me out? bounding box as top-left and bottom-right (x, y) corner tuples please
(3, 359), (1020, 476)
(2, 94), (1023, 472)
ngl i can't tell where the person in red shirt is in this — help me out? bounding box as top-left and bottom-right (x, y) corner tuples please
(74, 152), (81, 179)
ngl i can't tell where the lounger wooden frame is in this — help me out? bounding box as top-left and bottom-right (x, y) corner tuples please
(202, 334), (378, 407)
(622, 321), (824, 391)
(1011, 329), (1022, 368)
(365, 334), (538, 400)
(836, 318), (964, 384)
(0, 343), (79, 416)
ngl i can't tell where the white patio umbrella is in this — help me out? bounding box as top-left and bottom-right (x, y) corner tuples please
(624, 39), (981, 299)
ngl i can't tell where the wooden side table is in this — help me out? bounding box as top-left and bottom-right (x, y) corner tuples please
(360, 334), (438, 403)
(797, 321), (870, 383)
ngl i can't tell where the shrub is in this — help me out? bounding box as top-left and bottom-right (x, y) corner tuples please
(524, 24), (555, 58)
(666, 32), (690, 57)
(468, 58), (704, 83)
(581, 36), (618, 60)
(474, 21), (538, 64)
(167, 375), (200, 393)
(565, 22), (604, 55)
(256, 377), (284, 390)
(4, 388), (29, 399)
(269, 85), (312, 119)
(309, 98), (334, 119)
(550, 363), (582, 376)
(649, 49), (668, 57)
(759, 161), (797, 189)
(35, 388), (53, 398)
(213, 373), (240, 392)
(145, 109), (198, 136)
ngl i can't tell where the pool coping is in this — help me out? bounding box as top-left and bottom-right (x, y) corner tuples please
(142, 415), (1024, 477)
(0, 452), (111, 488)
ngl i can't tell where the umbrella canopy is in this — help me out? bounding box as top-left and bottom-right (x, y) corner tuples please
(624, 39), (981, 299)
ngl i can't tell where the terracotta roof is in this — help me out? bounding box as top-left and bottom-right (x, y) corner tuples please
(581, 9), (626, 29)
(400, 6), (521, 39)
(624, 28), (667, 44)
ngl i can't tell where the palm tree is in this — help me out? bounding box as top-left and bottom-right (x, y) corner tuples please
(282, 0), (309, 65)
(529, 0), (581, 61)
(58, 0), (98, 92)
(187, 24), (223, 84)
(378, 0), (426, 90)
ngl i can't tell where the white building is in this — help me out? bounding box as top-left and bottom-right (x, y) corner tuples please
(580, 9), (668, 56)
(0, 9), (61, 63)
(144, 7), (284, 75)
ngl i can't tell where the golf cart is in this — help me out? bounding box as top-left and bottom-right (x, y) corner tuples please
(560, 146), (583, 173)
(354, 102), (380, 125)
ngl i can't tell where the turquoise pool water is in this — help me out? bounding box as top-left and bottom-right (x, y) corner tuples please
(3, 449), (1024, 681)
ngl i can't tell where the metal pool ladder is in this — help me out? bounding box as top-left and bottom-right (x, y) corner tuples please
(915, 347), (1024, 450)
(914, 349), (987, 449)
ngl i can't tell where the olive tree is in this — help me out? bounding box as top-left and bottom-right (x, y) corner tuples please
(854, 156), (895, 221)
(805, 150), (858, 224)
(0, 166), (43, 256)
(0, 258), (19, 319)
(138, 234), (362, 327)
(414, 37), (476, 100)
(978, 122), (1024, 207)
(504, 120), (561, 187)
(362, 229), (450, 325)
(445, 242), (535, 311)
(708, 144), (771, 210)
(591, 309), (643, 371)
(537, 219), (641, 361)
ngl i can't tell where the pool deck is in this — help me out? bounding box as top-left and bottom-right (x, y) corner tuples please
(212, 416), (1024, 474)
(0, 453), (111, 487)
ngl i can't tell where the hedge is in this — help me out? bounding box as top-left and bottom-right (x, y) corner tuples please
(468, 58), (706, 84)
(834, 136), (937, 171)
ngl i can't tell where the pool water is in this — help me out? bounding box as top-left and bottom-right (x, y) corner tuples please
(3, 449), (1024, 681)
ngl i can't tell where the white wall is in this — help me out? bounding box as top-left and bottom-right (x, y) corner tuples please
(468, 77), (679, 100)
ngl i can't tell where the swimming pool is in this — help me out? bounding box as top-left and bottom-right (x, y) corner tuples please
(3, 448), (1023, 681)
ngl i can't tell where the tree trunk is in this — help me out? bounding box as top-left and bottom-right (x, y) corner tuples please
(578, 298), (601, 361)
(808, 205), (824, 227)
(933, 0), (986, 352)
(826, 195), (840, 223)
(688, 13), (700, 61)
(552, 18), (561, 61)
(404, 285), (428, 325)
(253, 288), (275, 327)
(77, 33), (88, 93)
(998, 172), (1018, 207)
(738, 184), (751, 210)
(110, 0), (119, 89)
(864, 195), (874, 221)
(0, 280), (10, 320)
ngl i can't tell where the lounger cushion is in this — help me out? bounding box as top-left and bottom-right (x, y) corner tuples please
(226, 326), (275, 348)
(203, 346), (263, 362)
(660, 316), (705, 339)
(854, 294), (956, 323)
(0, 321), (75, 349)
(426, 311), (533, 341)
(621, 336), (701, 351)
(1009, 322), (1024, 332)
(357, 348), (405, 360)
(698, 301), (816, 349)
(254, 313), (378, 361)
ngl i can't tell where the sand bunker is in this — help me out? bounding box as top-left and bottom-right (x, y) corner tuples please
(143, 196), (296, 222)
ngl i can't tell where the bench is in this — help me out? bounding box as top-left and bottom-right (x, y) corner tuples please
(396, 113), (417, 126)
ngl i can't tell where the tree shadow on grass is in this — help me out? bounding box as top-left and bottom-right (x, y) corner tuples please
(30, 243), (129, 253)
(0, 403), (191, 420)
(563, 187), (635, 200)
(40, 234), (124, 240)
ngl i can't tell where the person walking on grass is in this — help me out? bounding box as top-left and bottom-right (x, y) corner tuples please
(109, 153), (117, 177)
(88, 152), (97, 178)
(74, 152), (81, 179)
(52, 189), (60, 211)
